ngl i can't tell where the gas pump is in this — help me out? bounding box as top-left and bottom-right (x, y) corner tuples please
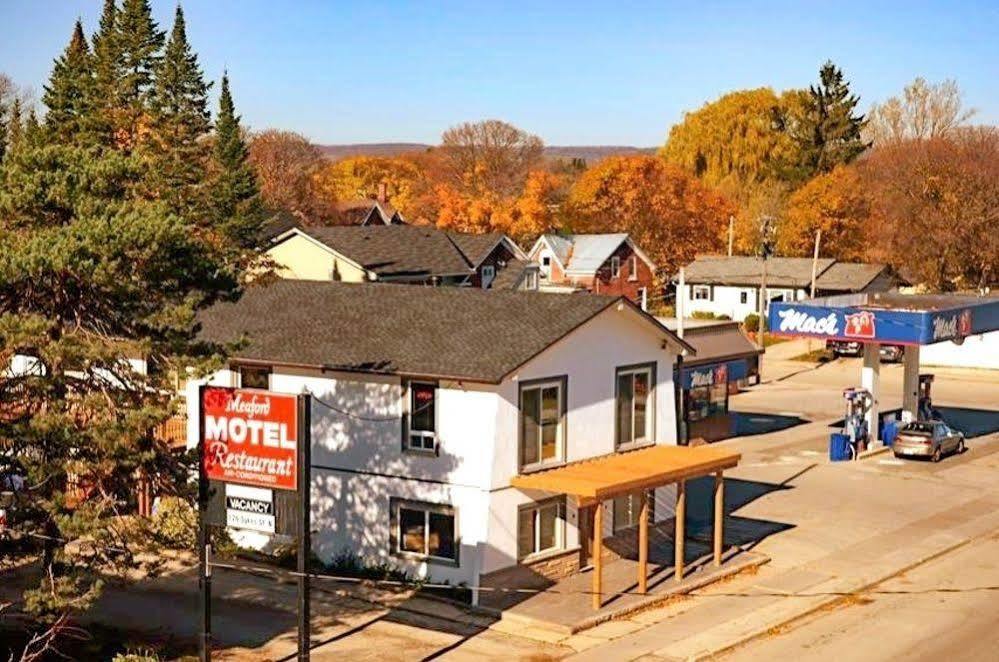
(842, 387), (872, 457)
(918, 374), (940, 421)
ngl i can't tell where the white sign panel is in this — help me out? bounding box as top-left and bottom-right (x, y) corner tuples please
(225, 483), (275, 534)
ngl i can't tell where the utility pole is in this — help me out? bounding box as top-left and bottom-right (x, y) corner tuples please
(809, 229), (822, 299)
(727, 216), (734, 257)
(757, 216), (775, 350)
(677, 266), (685, 340)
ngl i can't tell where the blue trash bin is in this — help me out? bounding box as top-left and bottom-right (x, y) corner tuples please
(882, 420), (898, 447)
(829, 433), (851, 461)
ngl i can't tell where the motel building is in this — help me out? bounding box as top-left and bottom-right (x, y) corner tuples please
(186, 280), (743, 616)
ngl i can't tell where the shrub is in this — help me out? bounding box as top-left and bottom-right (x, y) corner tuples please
(151, 496), (197, 550)
(743, 313), (760, 333)
(112, 650), (160, 662)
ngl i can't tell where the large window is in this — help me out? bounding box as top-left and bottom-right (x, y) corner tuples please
(616, 364), (654, 447)
(404, 381), (437, 452)
(610, 256), (621, 279)
(692, 285), (712, 301)
(238, 365), (271, 389)
(519, 378), (566, 469)
(612, 491), (654, 532)
(686, 382), (729, 422)
(628, 255), (638, 281)
(391, 499), (457, 563)
(517, 498), (565, 560)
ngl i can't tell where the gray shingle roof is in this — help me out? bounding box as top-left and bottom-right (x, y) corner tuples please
(300, 226), (472, 278)
(489, 259), (538, 290)
(676, 255), (893, 290)
(658, 319), (761, 366)
(197, 280), (676, 383)
(813, 262), (890, 291)
(446, 232), (506, 267)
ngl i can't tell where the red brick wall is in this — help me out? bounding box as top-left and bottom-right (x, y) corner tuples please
(588, 242), (656, 305)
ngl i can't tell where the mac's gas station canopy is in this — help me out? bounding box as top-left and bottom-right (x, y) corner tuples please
(767, 292), (999, 443)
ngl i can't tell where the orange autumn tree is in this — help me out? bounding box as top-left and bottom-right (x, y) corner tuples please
(778, 165), (874, 261)
(566, 156), (735, 275)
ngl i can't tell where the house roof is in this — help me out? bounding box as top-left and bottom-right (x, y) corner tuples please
(532, 234), (656, 275)
(296, 225), (473, 279)
(446, 232), (508, 267)
(680, 256), (891, 291)
(335, 199), (404, 226)
(489, 259), (539, 290)
(657, 319), (762, 366)
(196, 280), (690, 383)
(813, 261), (893, 291)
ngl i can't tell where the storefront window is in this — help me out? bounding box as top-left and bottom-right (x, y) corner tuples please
(686, 381), (729, 421)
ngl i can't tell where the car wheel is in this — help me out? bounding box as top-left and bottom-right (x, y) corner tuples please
(932, 447), (942, 463)
(957, 438), (966, 454)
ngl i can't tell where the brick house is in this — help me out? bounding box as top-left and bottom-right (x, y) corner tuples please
(527, 234), (657, 309)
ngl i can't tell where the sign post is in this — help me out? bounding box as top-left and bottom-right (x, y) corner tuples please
(198, 386), (310, 661)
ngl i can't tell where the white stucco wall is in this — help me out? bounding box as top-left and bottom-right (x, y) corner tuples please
(681, 284), (804, 322)
(921, 331), (999, 370)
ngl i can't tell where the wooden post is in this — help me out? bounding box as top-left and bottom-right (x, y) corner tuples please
(592, 501), (603, 610)
(714, 472), (724, 567)
(675, 480), (686, 581)
(638, 491), (650, 594)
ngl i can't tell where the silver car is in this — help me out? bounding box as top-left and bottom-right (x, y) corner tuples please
(893, 421), (965, 462)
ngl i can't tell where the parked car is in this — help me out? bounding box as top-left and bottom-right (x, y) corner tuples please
(893, 421), (965, 462)
(826, 340), (862, 357)
(825, 340), (904, 363)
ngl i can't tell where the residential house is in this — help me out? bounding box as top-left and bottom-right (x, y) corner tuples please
(267, 225), (538, 290)
(527, 234), (657, 309)
(338, 183), (408, 226)
(677, 256), (904, 323)
(186, 280), (694, 596)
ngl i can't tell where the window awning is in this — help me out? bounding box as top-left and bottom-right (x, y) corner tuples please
(510, 443), (740, 504)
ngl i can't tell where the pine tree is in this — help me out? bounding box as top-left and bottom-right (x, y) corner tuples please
(113, 0), (164, 149)
(150, 4), (211, 215)
(800, 61), (869, 174)
(88, 0), (122, 146)
(42, 19), (94, 144)
(211, 72), (264, 246)
(6, 96), (23, 154)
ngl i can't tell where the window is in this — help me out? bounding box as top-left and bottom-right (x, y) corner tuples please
(610, 256), (621, 279)
(617, 364), (655, 447)
(637, 287), (648, 311)
(481, 264), (496, 289)
(392, 499), (457, 563)
(628, 255), (638, 281)
(613, 491), (654, 532)
(692, 285), (712, 301)
(404, 381), (437, 452)
(686, 382), (729, 422)
(517, 498), (565, 560)
(524, 270), (539, 291)
(238, 365), (271, 389)
(519, 377), (566, 469)
(540, 255), (552, 279)
(740, 290), (748, 305)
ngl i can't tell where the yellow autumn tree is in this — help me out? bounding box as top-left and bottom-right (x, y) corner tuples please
(778, 165), (874, 261)
(312, 155), (425, 216)
(566, 156), (735, 274)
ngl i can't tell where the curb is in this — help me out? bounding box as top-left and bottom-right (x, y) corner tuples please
(690, 523), (999, 661)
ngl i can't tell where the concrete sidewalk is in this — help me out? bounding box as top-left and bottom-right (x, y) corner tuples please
(559, 434), (999, 661)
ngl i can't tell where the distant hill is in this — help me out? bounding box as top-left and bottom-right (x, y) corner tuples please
(316, 143), (656, 162)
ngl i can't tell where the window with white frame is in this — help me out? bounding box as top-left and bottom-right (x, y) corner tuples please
(238, 365), (271, 389)
(612, 491), (654, 532)
(524, 270), (538, 291)
(739, 290), (749, 305)
(610, 256), (621, 279)
(404, 381), (437, 452)
(517, 498), (565, 560)
(481, 264), (495, 288)
(628, 255), (638, 281)
(616, 364), (654, 447)
(392, 499), (457, 563)
(519, 378), (565, 469)
(692, 285), (712, 301)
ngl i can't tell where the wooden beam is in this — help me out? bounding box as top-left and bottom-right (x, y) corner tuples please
(714, 471), (724, 566)
(638, 490), (649, 594)
(592, 501), (603, 610)
(675, 479), (686, 581)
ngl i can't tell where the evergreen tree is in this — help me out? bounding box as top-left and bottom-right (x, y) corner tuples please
(113, 0), (164, 149)
(150, 5), (211, 215)
(799, 61), (869, 174)
(88, 0), (122, 146)
(211, 72), (264, 246)
(6, 96), (23, 154)
(42, 20), (94, 144)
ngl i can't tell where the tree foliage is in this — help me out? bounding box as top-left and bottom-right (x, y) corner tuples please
(566, 156), (735, 275)
(247, 129), (335, 223)
(312, 155), (424, 218)
(439, 119), (544, 197)
(866, 77), (976, 146)
(778, 165), (872, 261)
(796, 61), (868, 174)
(42, 20), (93, 143)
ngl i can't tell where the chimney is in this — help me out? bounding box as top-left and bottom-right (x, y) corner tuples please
(377, 182), (389, 204)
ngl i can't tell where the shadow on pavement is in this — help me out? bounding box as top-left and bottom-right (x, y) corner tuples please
(730, 411), (810, 437)
(828, 407), (999, 439)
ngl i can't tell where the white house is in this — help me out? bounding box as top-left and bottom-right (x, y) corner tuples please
(186, 280), (694, 597)
(677, 256), (903, 322)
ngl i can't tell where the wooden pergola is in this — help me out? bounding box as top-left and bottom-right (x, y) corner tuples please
(511, 443), (741, 609)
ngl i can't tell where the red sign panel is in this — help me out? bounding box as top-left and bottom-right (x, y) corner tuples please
(844, 310), (876, 339)
(201, 387), (299, 491)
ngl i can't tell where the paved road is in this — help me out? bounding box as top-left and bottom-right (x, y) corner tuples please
(722, 532), (999, 662)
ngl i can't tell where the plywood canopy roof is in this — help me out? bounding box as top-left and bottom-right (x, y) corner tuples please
(511, 443), (740, 502)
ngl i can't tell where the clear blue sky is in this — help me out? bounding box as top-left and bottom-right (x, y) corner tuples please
(2, 1), (996, 146)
